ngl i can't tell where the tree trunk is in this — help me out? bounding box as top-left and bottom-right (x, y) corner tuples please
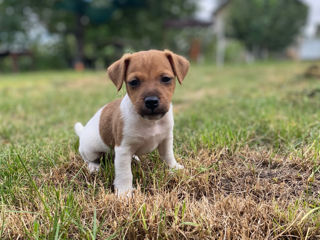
(74, 14), (85, 70)
(245, 51), (254, 64)
(216, 16), (225, 67)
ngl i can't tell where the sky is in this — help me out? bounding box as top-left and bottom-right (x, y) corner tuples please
(195, 0), (217, 21)
(196, 0), (320, 37)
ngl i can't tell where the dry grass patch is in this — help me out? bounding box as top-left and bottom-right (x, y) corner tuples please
(3, 148), (320, 239)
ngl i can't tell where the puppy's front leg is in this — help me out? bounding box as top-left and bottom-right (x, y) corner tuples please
(158, 134), (184, 170)
(114, 146), (133, 197)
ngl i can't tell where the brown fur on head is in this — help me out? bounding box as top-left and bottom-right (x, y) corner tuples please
(107, 50), (189, 119)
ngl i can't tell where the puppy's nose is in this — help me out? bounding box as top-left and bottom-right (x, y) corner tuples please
(144, 96), (159, 110)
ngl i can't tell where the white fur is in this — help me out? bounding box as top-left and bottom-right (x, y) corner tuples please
(74, 122), (84, 136)
(75, 94), (183, 196)
(76, 106), (110, 173)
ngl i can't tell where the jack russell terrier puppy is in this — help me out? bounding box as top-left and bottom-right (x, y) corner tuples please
(74, 49), (189, 196)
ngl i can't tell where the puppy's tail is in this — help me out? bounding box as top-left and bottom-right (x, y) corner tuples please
(74, 122), (84, 137)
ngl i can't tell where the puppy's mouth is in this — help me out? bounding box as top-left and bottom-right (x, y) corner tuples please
(141, 112), (165, 120)
(139, 109), (167, 120)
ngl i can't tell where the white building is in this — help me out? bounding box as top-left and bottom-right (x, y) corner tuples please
(299, 0), (320, 60)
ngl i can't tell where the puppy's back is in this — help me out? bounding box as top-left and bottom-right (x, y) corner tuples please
(99, 98), (123, 148)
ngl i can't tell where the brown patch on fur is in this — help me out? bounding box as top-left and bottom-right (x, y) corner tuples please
(107, 50), (189, 117)
(99, 98), (123, 147)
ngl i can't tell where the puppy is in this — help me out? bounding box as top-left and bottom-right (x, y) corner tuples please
(74, 50), (189, 196)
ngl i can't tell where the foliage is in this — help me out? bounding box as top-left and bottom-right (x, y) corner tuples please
(1, 0), (196, 67)
(0, 0), (30, 50)
(228, 0), (308, 56)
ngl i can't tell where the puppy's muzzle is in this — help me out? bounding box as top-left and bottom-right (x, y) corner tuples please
(144, 96), (159, 111)
(140, 95), (167, 120)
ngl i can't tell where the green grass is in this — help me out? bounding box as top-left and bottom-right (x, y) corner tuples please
(1, 61), (320, 239)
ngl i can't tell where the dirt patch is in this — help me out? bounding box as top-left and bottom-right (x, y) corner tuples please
(304, 65), (320, 79)
(63, 76), (108, 90)
(208, 148), (319, 202)
(174, 88), (219, 113)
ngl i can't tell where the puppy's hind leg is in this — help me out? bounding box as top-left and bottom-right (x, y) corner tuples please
(79, 150), (101, 173)
(132, 155), (140, 162)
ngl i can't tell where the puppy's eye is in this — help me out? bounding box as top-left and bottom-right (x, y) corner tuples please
(128, 78), (140, 87)
(161, 76), (172, 83)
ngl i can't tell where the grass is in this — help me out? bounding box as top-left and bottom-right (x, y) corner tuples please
(1, 61), (320, 239)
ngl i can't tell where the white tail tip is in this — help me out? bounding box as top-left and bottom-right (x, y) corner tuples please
(74, 122), (84, 137)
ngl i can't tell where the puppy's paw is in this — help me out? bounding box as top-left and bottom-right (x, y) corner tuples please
(88, 162), (100, 173)
(170, 162), (184, 170)
(115, 187), (134, 198)
(132, 155), (140, 162)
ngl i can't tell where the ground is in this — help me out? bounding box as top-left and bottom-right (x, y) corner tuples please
(1, 61), (320, 239)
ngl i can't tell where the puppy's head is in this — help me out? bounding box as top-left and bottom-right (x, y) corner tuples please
(107, 50), (189, 120)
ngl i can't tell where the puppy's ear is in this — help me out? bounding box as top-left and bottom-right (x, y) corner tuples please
(164, 50), (189, 84)
(107, 54), (131, 91)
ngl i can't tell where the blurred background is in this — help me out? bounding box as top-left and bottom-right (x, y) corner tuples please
(0, 0), (319, 72)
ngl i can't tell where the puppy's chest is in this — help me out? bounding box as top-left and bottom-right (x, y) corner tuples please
(125, 123), (170, 154)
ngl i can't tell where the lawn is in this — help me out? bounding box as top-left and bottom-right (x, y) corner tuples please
(1, 61), (320, 239)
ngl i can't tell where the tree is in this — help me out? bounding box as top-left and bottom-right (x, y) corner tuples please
(20, 0), (196, 67)
(0, 0), (30, 51)
(228, 0), (308, 57)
